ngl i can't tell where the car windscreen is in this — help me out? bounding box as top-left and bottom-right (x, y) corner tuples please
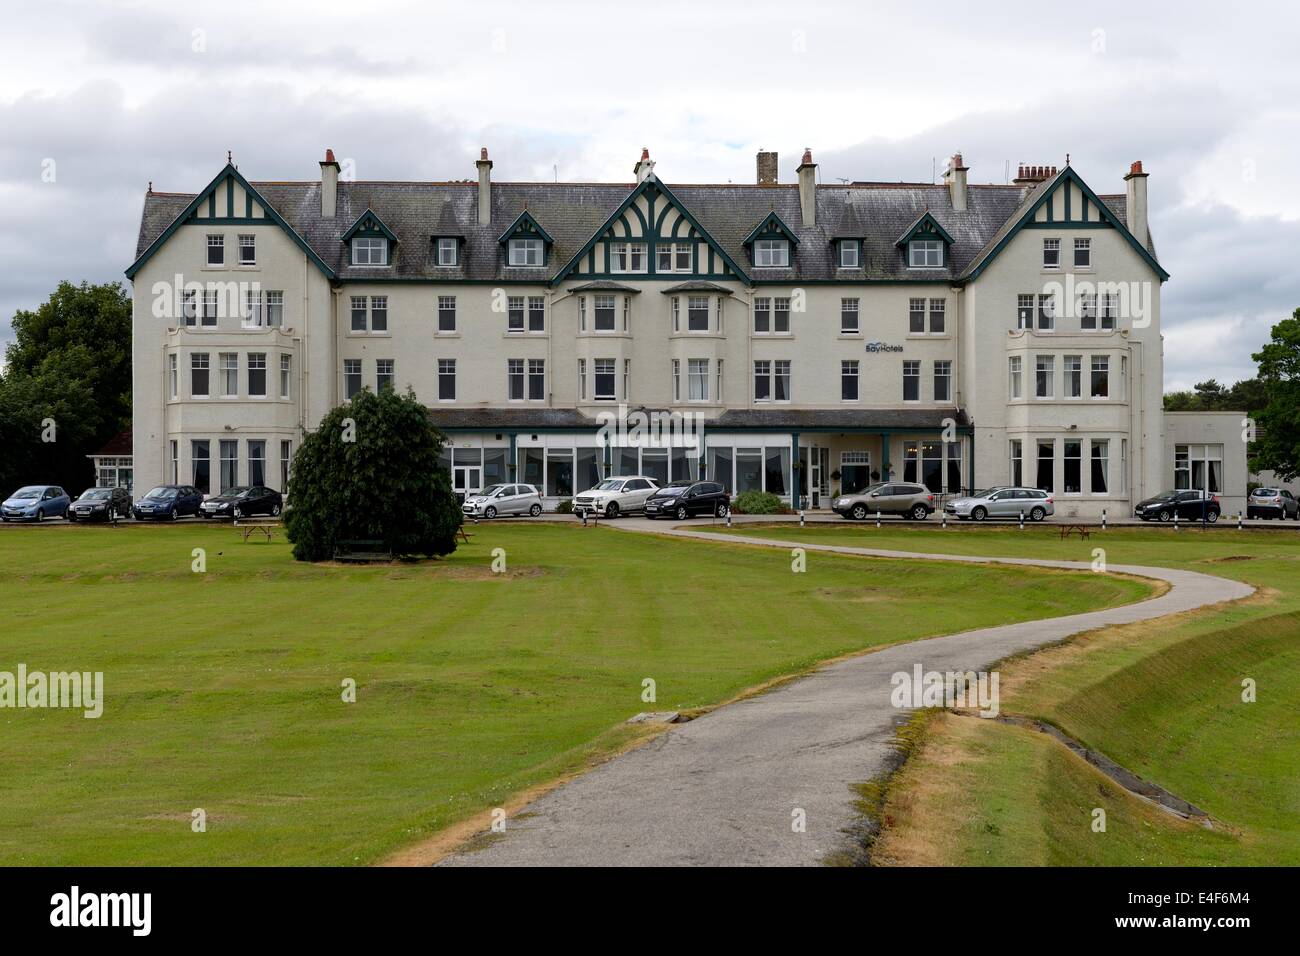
(657, 485), (685, 495)
(81, 489), (111, 499)
(1153, 490), (1179, 499)
(593, 480), (622, 491)
(12, 487), (42, 499)
(479, 485), (505, 496)
(144, 487), (177, 499)
(1254, 488), (1278, 496)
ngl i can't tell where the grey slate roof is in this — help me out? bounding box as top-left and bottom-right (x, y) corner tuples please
(133, 170), (1153, 284)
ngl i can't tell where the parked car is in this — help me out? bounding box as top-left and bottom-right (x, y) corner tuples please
(462, 483), (544, 518)
(1134, 489), (1220, 523)
(67, 486), (132, 522)
(200, 485), (283, 519)
(1247, 487), (1299, 520)
(644, 480), (729, 519)
(572, 476), (662, 518)
(1, 485), (70, 522)
(132, 485), (204, 521)
(833, 482), (935, 521)
(945, 487), (1054, 522)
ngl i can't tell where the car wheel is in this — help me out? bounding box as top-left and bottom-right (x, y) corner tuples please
(1158, 509), (1171, 522)
(485, 506), (497, 519)
(676, 506), (689, 520)
(271, 504), (282, 517)
(1207, 510), (1219, 523)
(971, 506), (987, 522)
(910, 504), (928, 521)
(716, 502), (729, 518)
(529, 503), (542, 517)
(1030, 506), (1046, 522)
(851, 504), (867, 520)
(36, 509), (44, 522)
(604, 501), (619, 518)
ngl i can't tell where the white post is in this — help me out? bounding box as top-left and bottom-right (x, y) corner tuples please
(1101, 508), (1107, 531)
(1019, 510), (1025, 530)
(876, 510), (882, 529)
(799, 510), (805, 527)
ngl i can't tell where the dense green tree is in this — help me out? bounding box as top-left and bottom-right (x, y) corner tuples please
(1163, 376), (1266, 414)
(0, 281), (131, 493)
(1250, 311), (1300, 481)
(284, 387), (461, 561)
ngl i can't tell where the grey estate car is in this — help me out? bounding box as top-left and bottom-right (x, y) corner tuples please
(832, 482), (935, 520)
(945, 487), (1054, 521)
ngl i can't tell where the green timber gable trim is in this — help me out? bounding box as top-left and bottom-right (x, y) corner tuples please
(551, 176), (751, 285)
(125, 164), (336, 280)
(894, 211), (955, 248)
(743, 211), (801, 248)
(497, 210), (555, 246)
(962, 167), (1169, 282)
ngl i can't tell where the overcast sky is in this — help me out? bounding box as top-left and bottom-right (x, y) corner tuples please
(2, 0), (1297, 390)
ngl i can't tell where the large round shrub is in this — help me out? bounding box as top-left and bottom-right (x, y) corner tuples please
(284, 388), (460, 561)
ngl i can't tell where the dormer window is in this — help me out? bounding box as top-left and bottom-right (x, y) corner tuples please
(908, 240), (943, 268)
(753, 239), (790, 268)
(509, 238), (544, 267)
(436, 237), (459, 267)
(352, 237), (388, 266)
(838, 240), (860, 269)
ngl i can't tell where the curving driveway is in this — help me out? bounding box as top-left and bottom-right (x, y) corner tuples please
(438, 523), (1255, 867)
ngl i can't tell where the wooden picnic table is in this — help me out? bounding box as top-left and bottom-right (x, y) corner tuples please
(1058, 524), (1091, 540)
(234, 517), (281, 542)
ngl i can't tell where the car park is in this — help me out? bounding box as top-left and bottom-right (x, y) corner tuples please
(643, 480), (729, 519)
(1247, 487), (1298, 520)
(67, 486), (132, 522)
(132, 485), (204, 521)
(200, 485), (284, 519)
(833, 482), (935, 521)
(1134, 489), (1220, 523)
(945, 487), (1054, 522)
(1, 485), (70, 522)
(572, 476), (662, 518)
(461, 484), (544, 519)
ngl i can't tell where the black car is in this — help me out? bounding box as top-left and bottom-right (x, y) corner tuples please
(1134, 489), (1220, 523)
(67, 486), (132, 522)
(644, 480), (730, 519)
(200, 485), (283, 519)
(132, 485), (204, 520)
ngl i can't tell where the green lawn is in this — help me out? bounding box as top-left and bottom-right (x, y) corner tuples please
(0, 522), (1147, 865)
(725, 523), (1300, 865)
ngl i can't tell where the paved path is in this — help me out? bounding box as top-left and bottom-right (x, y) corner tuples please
(439, 525), (1254, 867)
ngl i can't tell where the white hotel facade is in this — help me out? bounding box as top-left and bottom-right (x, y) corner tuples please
(126, 147), (1246, 516)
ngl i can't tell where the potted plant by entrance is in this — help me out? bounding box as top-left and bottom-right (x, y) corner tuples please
(830, 469), (842, 498)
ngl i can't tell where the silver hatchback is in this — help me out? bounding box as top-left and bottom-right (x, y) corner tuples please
(945, 487), (1054, 522)
(462, 483), (544, 518)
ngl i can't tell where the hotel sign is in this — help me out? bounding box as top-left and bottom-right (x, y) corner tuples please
(865, 342), (904, 353)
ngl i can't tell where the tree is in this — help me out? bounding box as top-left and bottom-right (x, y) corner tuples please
(0, 281), (131, 493)
(1250, 311), (1300, 482)
(284, 387), (461, 561)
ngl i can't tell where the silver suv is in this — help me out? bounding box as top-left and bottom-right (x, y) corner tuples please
(833, 482), (935, 520)
(573, 476), (662, 518)
(945, 487), (1054, 522)
(1248, 487), (1298, 520)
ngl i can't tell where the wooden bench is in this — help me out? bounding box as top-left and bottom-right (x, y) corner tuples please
(333, 539), (393, 563)
(1058, 524), (1091, 540)
(233, 517), (281, 542)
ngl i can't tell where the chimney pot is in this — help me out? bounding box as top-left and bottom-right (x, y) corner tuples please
(1125, 159), (1149, 249)
(801, 148), (813, 166)
(633, 148), (655, 182)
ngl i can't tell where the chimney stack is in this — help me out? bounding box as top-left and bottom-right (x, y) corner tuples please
(476, 147), (493, 226)
(1124, 160), (1149, 249)
(756, 150), (778, 185)
(943, 153), (968, 212)
(319, 148), (340, 219)
(1013, 163), (1058, 185)
(796, 148), (817, 227)
(633, 147), (656, 182)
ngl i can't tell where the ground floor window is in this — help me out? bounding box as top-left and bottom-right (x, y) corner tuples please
(1175, 443), (1222, 493)
(840, 451), (871, 495)
(1036, 440), (1054, 493)
(1009, 440), (1023, 487)
(1091, 439), (1109, 494)
(1063, 440), (1082, 494)
(707, 444), (789, 496)
(612, 445), (697, 484)
(93, 457), (134, 494)
(281, 440), (292, 493)
(192, 440), (210, 494)
(220, 439), (238, 493)
(902, 440), (963, 493)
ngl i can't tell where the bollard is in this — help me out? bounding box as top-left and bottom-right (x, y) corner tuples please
(726, 511), (732, 528)
(1174, 513), (1180, 532)
(876, 510), (882, 529)
(1101, 508), (1107, 531)
(941, 509), (947, 529)
(799, 510), (805, 528)
(581, 510), (588, 527)
(1237, 511), (1243, 531)
(1019, 510), (1025, 530)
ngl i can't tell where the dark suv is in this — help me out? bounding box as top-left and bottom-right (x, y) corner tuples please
(644, 481), (730, 519)
(1134, 489), (1221, 523)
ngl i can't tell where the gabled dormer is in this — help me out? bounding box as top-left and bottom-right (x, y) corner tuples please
(498, 211), (553, 268)
(342, 209), (398, 267)
(896, 211), (954, 269)
(744, 211), (799, 268)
